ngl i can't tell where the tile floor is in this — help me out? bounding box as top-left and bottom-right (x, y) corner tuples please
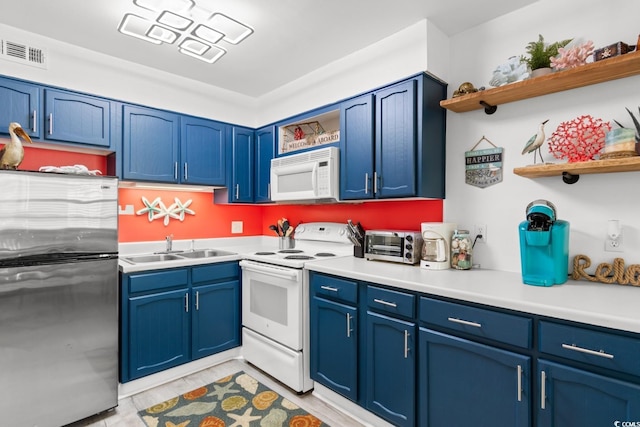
(65, 359), (364, 427)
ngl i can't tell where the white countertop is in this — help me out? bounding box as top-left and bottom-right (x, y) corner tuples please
(305, 257), (640, 334)
(118, 238), (640, 334)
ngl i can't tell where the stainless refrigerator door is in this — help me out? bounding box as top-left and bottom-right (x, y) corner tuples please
(0, 170), (118, 259)
(0, 258), (118, 427)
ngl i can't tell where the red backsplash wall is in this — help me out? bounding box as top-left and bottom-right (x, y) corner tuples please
(16, 147), (444, 242)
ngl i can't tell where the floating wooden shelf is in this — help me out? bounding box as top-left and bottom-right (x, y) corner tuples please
(513, 156), (640, 183)
(441, 51), (640, 113)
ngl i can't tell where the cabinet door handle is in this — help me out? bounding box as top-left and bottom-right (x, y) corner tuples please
(364, 173), (369, 195)
(32, 110), (37, 133)
(195, 291), (199, 310)
(346, 313), (352, 338)
(517, 365), (522, 402)
(320, 285), (338, 292)
(561, 343), (614, 359)
(185, 292), (189, 313)
(373, 298), (397, 308)
(48, 113), (53, 135)
(373, 172), (378, 194)
(235, 184), (240, 200)
(174, 162), (178, 180)
(404, 330), (410, 358)
(268, 183), (271, 199)
(184, 163), (188, 181)
(540, 370), (546, 410)
(447, 317), (482, 328)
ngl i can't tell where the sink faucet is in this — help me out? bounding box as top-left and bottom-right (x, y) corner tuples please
(165, 234), (173, 252)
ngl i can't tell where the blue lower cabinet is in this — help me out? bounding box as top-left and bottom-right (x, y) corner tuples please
(419, 328), (531, 427)
(121, 262), (240, 382)
(192, 280), (240, 359)
(366, 312), (416, 427)
(310, 296), (358, 401)
(128, 288), (190, 381)
(537, 360), (640, 427)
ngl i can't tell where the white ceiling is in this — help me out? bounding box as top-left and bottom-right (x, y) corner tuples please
(0, 0), (536, 98)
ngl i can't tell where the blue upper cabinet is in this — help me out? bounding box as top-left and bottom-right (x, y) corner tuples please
(230, 126), (254, 202)
(254, 125), (275, 203)
(340, 73), (446, 200)
(375, 80), (417, 198)
(180, 116), (226, 186)
(44, 89), (111, 148)
(340, 94), (374, 200)
(0, 78), (41, 139)
(122, 105), (180, 183)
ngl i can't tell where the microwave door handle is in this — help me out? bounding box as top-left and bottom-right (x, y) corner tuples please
(312, 163), (318, 196)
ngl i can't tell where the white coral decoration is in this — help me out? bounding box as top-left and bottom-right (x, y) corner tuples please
(489, 56), (530, 87)
(551, 39), (594, 70)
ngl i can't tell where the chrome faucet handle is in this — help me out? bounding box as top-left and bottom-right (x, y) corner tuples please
(166, 234), (174, 252)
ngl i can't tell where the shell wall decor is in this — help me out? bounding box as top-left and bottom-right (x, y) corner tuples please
(136, 196), (195, 226)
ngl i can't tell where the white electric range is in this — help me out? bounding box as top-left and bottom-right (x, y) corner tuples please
(240, 222), (353, 392)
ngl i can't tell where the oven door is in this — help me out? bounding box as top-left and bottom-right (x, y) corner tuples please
(240, 260), (303, 350)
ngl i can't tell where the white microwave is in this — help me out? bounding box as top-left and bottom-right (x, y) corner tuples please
(270, 146), (340, 202)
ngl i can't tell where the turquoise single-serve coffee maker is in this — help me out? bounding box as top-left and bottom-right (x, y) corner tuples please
(518, 199), (570, 286)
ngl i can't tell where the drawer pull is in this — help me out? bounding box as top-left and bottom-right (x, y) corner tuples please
(517, 365), (522, 402)
(447, 317), (482, 328)
(320, 285), (339, 292)
(540, 370), (546, 410)
(561, 343), (614, 359)
(374, 298), (397, 308)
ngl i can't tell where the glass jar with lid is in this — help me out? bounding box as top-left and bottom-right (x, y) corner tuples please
(451, 229), (472, 270)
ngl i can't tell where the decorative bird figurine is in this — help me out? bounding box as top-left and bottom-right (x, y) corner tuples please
(522, 119), (549, 164)
(0, 122), (33, 170)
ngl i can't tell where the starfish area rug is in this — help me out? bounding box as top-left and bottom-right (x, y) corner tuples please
(138, 371), (329, 427)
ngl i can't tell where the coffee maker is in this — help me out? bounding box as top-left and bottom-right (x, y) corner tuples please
(518, 200), (570, 286)
(421, 222), (457, 270)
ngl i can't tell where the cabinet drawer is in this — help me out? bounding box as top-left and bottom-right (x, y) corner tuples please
(311, 274), (357, 304)
(367, 285), (415, 318)
(127, 269), (189, 294)
(192, 262), (239, 285)
(420, 297), (532, 348)
(539, 321), (640, 376)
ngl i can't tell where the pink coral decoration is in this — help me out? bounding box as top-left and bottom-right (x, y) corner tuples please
(551, 40), (594, 70)
(547, 115), (611, 162)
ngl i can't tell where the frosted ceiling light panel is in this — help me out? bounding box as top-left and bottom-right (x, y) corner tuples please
(157, 11), (193, 30)
(134, 0), (194, 13)
(209, 13), (253, 44)
(180, 43), (226, 63)
(179, 37), (210, 55)
(147, 25), (180, 43)
(118, 14), (161, 44)
(192, 24), (223, 44)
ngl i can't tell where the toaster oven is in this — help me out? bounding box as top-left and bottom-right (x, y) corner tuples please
(364, 230), (423, 265)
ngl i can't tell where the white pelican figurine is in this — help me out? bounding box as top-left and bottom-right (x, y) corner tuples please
(522, 119), (549, 164)
(0, 122), (33, 169)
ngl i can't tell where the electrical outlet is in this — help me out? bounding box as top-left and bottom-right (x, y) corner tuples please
(474, 224), (487, 244)
(231, 221), (243, 234)
(605, 236), (623, 252)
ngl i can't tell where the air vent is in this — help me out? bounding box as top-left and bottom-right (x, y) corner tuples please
(1, 39), (47, 69)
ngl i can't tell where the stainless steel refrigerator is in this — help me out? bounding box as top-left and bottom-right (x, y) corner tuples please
(0, 170), (119, 427)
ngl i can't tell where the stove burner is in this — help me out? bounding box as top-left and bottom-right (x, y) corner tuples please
(255, 251), (276, 255)
(284, 255), (315, 260)
(315, 252), (336, 257)
(279, 249), (304, 254)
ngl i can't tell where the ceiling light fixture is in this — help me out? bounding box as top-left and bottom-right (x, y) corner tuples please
(117, 0), (253, 65)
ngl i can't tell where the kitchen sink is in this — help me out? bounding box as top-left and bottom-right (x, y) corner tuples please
(178, 249), (236, 259)
(123, 254), (184, 263)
